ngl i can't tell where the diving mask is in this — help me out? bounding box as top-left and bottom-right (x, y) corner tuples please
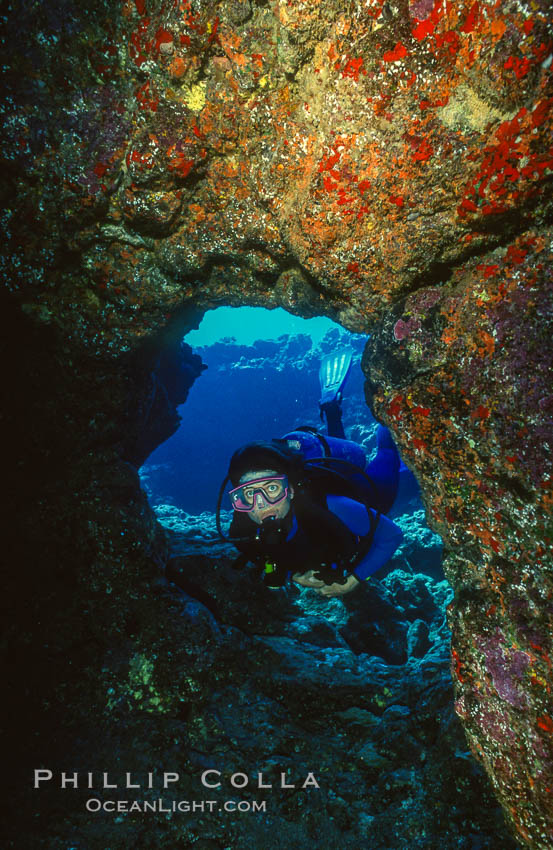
(229, 475), (289, 512)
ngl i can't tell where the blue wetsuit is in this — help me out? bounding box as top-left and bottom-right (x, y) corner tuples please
(284, 497), (402, 581)
(282, 423), (404, 581)
(326, 495), (403, 580)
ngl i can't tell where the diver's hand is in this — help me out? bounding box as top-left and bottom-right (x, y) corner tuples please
(316, 575), (360, 597)
(292, 569), (326, 588)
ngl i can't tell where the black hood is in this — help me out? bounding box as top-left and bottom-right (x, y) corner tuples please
(228, 439), (304, 486)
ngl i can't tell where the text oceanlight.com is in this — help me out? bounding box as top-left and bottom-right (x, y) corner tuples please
(85, 799), (267, 814)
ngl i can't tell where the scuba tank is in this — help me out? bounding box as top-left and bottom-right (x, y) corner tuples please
(283, 427), (384, 514)
(283, 428), (367, 467)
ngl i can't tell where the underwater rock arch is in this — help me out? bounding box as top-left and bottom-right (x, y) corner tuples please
(2, 0), (552, 846)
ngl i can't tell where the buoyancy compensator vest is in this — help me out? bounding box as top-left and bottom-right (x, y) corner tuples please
(216, 429), (382, 587)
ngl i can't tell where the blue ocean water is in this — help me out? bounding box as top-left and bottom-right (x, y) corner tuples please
(143, 307), (371, 514)
(185, 305), (339, 347)
(144, 305), (439, 582)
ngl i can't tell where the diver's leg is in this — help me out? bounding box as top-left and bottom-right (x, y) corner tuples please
(320, 398), (346, 439)
(318, 350), (351, 439)
(364, 425), (400, 514)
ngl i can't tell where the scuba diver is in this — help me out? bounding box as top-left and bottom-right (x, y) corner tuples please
(216, 350), (404, 598)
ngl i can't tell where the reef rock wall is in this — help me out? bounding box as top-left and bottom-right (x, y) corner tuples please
(366, 235), (553, 846)
(2, 0), (552, 846)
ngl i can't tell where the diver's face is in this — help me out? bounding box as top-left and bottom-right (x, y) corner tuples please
(238, 469), (294, 525)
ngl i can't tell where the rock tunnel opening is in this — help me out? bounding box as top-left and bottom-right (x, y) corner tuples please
(141, 304), (448, 668)
(102, 304), (519, 848)
(1, 283), (527, 850)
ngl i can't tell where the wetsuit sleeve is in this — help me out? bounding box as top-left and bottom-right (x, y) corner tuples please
(326, 495), (403, 581)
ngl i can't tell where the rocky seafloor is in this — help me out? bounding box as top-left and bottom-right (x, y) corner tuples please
(132, 502), (519, 849)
